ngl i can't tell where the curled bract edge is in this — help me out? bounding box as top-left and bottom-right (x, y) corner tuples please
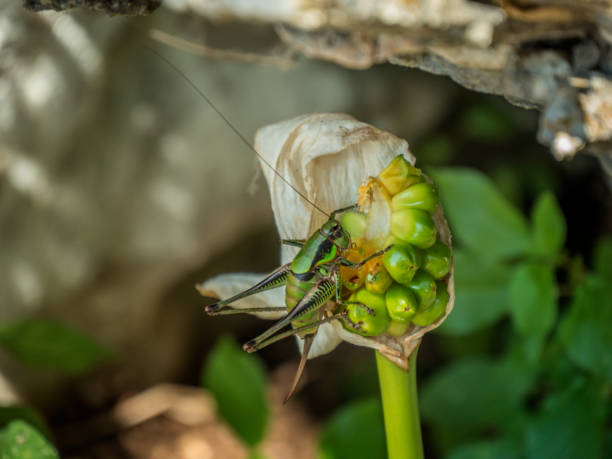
(197, 113), (454, 370)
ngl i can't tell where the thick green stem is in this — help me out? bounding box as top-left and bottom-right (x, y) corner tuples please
(376, 349), (424, 459)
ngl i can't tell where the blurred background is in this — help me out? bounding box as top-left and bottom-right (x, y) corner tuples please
(0, 1), (610, 458)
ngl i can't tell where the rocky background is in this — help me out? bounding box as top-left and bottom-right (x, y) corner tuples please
(1, 0), (610, 457)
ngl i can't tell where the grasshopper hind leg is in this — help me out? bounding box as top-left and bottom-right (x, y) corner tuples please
(203, 263), (290, 314)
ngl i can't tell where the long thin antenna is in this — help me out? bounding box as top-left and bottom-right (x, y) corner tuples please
(146, 46), (330, 218)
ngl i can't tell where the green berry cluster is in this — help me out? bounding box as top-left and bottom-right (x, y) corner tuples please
(341, 156), (452, 337)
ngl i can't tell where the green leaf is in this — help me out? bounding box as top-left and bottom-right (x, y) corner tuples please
(201, 336), (268, 447)
(248, 449), (267, 459)
(421, 358), (532, 434)
(594, 235), (612, 281)
(0, 319), (112, 373)
(437, 250), (511, 335)
(416, 135), (454, 164)
(447, 438), (521, 459)
(459, 104), (515, 142)
(559, 275), (612, 381)
(319, 397), (386, 459)
(526, 379), (605, 459)
(0, 406), (48, 437)
(508, 262), (557, 337)
(531, 191), (566, 257)
(0, 420), (58, 459)
(429, 168), (530, 261)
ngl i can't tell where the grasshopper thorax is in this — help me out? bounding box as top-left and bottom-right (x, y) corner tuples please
(321, 219), (350, 250)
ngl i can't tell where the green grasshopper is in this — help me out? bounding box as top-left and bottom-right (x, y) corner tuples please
(152, 47), (390, 400)
(205, 206), (391, 400)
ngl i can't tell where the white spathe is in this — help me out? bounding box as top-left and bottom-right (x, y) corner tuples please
(198, 113), (454, 369)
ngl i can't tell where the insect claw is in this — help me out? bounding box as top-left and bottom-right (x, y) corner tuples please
(205, 303), (222, 314)
(243, 340), (256, 353)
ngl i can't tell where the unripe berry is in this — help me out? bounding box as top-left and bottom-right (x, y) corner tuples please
(341, 211), (367, 240)
(385, 284), (418, 324)
(378, 155), (422, 195)
(390, 209), (437, 249)
(365, 261), (393, 294)
(422, 241), (451, 279)
(382, 244), (422, 285)
(407, 271), (437, 309)
(412, 281), (449, 326)
(391, 182), (439, 213)
(344, 289), (391, 336)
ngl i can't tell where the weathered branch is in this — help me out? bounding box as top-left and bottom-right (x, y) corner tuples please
(159, 0), (612, 165)
(23, 0), (159, 15)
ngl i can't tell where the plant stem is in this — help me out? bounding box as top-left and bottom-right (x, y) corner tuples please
(376, 348), (424, 459)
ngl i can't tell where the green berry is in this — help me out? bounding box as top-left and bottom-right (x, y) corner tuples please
(412, 281), (449, 327)
(344, 289), (391, 336)
(422, 241), (451, 279)
(391, 182), (439, 213)
(390, 209), (437, 249)
(341, 211), (367, 240)
(387, 321), (409, 337)
(343, 275), (363, 291)
(385, 284), (418, 324)
(407, 271), (437, 309)
(365, 262), (393, 294)
(378, 155), (422, 195)
(382, 244), (422, 286)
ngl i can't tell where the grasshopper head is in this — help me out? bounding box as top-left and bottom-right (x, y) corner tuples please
(322, 219), (350, 249)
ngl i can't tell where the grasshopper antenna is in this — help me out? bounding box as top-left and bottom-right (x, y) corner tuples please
(145, 46), (330, 219)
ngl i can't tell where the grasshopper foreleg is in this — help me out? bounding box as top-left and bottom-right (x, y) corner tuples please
(338, 245), (393, 269)
(204, 263), (290, 314)
(329, 204), (359, 220)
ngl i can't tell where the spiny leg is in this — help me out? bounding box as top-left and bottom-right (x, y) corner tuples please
(203, 263), (290, 314)
(243, 310), (347, 353)
(242, 278), (335, 351)
(208, 306), (287, 316)
(335, 269), (343, 303)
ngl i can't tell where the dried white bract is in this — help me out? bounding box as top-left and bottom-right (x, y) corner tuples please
(198, 113), (454, 369)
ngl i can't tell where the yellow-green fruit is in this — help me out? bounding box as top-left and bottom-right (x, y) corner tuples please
(392, 182), (439, 213)
(387, 321), (409, 337)
(391, 209), (437, 249)
(407, 271), (437, 309)
(365, 262), (393, 294)
(343, 275), (363, 291)
(345, 289), (391, 336)
(341, 211), (367, 240)
(378, 155), (422, 195)
(385, 284), (418, 324)
(382, 244), (421, 285)
(422, 241), (451, 279)
(412, 281), (449, 326)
